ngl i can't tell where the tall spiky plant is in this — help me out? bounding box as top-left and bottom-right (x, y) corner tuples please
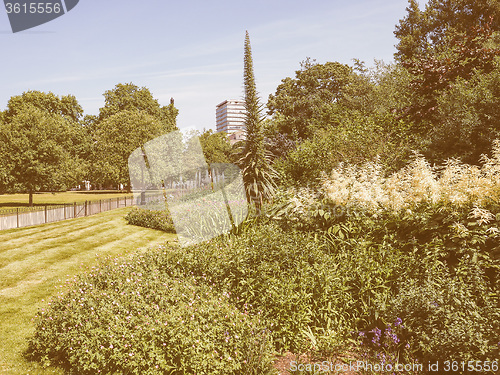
(237, 31), (276, 212)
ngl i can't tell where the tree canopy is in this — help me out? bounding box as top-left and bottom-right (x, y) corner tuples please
(0, 102), (84, 204)
(198, 129), (232, 164)
(395, 0), (500, 122)
(89, 83), (179, 189)
(4, 90), (83, 123)
(90, 110), (169, 190)
(267, 59), (354, 140)
(98, 83), (178, 132)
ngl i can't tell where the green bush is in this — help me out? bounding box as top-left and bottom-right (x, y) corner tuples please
(29, 194), (500, 373)
(124, 206), (176, 233)
(156, 221), (408, 353)
(267, 192), (499, 369)
(382, 270), (500, 365)
(27, 252), (276, 374)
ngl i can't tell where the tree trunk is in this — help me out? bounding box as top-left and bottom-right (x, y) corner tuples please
(29, 190), (33, 207)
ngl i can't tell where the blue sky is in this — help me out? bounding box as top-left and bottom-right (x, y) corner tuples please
(0, 0), (412, 132)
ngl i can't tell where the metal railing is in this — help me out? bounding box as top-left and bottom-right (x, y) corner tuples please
(0, 194), (162, 231)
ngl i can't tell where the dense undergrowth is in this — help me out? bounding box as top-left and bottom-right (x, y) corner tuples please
(28, 150), (500, 374)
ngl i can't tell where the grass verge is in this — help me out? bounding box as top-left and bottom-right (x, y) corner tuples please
(0, 207), (176, 374)
(0, 192), (134, 214)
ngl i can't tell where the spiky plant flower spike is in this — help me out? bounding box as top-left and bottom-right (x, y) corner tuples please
(237, 31), (276, 212)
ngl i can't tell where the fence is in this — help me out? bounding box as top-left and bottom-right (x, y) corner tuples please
(0, 194), (163, 231)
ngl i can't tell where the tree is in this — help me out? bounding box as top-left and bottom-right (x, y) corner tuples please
(90, 110), (167, 190)
(394, 0), (500, 122)
(98, 83), (178, 133)
(0, 112), (10, 194)
(428, 56), (500, 163)
(4, 90), (83, 123)
(236, 31), (276, 211)
(267, 59), (354, 140)
(198, 129), (232, 164)
(0, 104), (84, 205)
(90, 83), (179, 189)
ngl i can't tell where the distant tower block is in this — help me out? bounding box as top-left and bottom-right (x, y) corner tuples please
(216, 99), (246, 135)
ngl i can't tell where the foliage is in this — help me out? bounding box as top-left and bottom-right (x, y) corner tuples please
(27, 251), (276, 374)
(28, 155), (500, 372)
(3, 90), (83, 123)
(0, 207), (174, 375)
(266, 59), (418, 185)
(97, 83), (178, 132)
(265, 131), (297, 162)
(318, 140), (500, 211)
(273, 135), (340, 187)
(88, 83), (179, 189)
(141, 220), (410, 354)
(0, 102), (85, 204)
(90, 110), (167, 190)
(382, 272), (499, 365)
(273, 112), (412, 188)
(124, 206), (176, 233)
(198, 128), (233, 164)
(428, 56), (500, 163)
(269, 146), (500, 368)
(236, 31), (276, 211)
(355, 318), (419, 374)
(394, 0), (500, 123)
(267, 58), (354, 140)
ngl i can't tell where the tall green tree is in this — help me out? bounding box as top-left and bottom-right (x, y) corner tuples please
(198, 129), (232, 164)
(3, 90), (83, 123)
(90, 110), (167, 190)
(90, 83), (179, 189)
(394, 0), (500, 163)
(98, 83), (178, 132)
(236, 31), (275, 211)
(429, 56), (500, 163)
(394, 0), (500, 122)
(0, 103), (84, 205)
(267, 59), (354, 140)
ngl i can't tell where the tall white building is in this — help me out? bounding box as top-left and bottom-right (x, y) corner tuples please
(216, 99), (246, 134)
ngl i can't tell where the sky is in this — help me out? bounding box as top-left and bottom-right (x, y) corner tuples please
(0, 0), (412, 132)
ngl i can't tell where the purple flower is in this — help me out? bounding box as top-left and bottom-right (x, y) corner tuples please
(394, 317), (402, 326)
(370, 327), (382, 345)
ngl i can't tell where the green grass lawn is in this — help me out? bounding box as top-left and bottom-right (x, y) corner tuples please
(0, 207), (176, 374)
(0, 191), (134, 211)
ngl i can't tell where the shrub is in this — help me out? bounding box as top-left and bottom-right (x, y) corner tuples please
(27, 251), (276, 374)
(320, 141), (500, 211)
(265, 145), (500, 369)
(382, 271), (500, 366)
(155, 222), (408, 353)
(124, 206), (176, 233)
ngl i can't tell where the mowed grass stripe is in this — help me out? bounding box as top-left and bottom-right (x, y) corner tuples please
(0, 208), (176, 375)
(0, 211), (147, 268)
(0, 210), (126, 252)
(0, 208), (168, 291)
(0, 225), (164, 291)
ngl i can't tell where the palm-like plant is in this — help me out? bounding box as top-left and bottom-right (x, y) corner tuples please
(236, 31), (276, 212)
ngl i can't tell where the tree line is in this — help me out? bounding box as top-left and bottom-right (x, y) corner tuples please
(0, 83), (178, 205)
(261, 0), (500, 188)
